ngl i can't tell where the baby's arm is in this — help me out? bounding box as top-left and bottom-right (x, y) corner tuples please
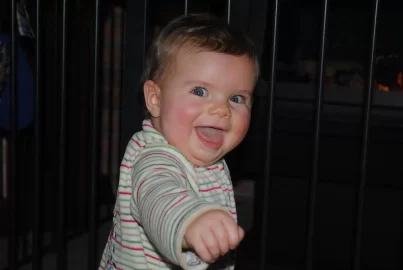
(130, 149), (237, 268)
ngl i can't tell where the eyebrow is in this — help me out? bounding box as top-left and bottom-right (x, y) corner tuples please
(185, 80), (253, 93)
(237, 89), (253, 95)
(183, 80), (213, 87)
(185, 80), (254, 97)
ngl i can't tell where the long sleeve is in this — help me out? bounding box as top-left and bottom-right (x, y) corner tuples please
(130, 145), (228, 268)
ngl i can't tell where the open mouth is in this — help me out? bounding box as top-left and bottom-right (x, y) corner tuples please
(194, 126), (225, 149)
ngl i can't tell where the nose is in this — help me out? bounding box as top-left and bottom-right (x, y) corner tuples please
(208, 103), (231, 118)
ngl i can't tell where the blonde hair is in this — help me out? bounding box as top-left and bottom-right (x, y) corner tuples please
(141, 13), (259, 84)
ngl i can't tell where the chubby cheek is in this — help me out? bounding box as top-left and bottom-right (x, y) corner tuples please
(164, 97), (201, 123)
(160, 96), (203, 139)
(230, 110), (251, 145)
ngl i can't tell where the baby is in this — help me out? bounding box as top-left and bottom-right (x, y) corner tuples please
(100, 13), (259, 270)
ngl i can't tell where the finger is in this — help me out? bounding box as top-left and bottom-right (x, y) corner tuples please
(221, 217), (239, 249)
(213, 221), (229, 256)
(238, 226), (245, 241)
(193, 234), (213, 263)
(201, 228), (220, 262)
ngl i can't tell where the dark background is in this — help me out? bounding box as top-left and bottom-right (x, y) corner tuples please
(0, 0), (401, 269)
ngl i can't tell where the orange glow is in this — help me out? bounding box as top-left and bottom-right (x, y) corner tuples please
(397, 72), (402, 88)
(376, 82), (389, 92)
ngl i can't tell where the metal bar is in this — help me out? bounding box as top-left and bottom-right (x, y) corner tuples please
(226, 0), (231, 24)
(8, 0), (18, 268)
(142, 0), (148, 63)
(107, 9), (116, 181)
(0, 138), (4, 198)
(57, 0), (68, 269)
(88, 0), (101, 268)
(352, 1), (380, 269)
(0, 137), (2, 198)
(184, 0), (188, 16)
(304, 1), (329, 269)
(120, 0), (147, 157)
(116, 8), (126, 188)
(259, 1), (279, 269)
(22, 236), (28, 259)
(32, 0), (43, 269)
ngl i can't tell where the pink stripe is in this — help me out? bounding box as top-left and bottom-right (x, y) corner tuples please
(145, 253), (165, 262)
(136, 178), (148, 202)
(131, 138), (145, 148)
(120, 164), (132, 169)
(107, 261), (123, 270)
(110, 236), (167, 263)
(199, 186), (221, 192)
(199, 186), (233, 193)
(120, 219), (138, 223)
(159, 195), (188, 238)
(141, 152), (179, 163)
(205, 165), (224, 171)
(118, 191), (132, 195)
(148, 190), (188, 228)
(112, 235), (144, 251)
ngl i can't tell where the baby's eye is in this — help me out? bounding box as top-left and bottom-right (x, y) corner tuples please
(230, 95), (245, 104)
(191, 87), (207, 97)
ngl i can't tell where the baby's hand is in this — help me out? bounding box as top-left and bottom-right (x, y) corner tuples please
(183, 210), (244, 263)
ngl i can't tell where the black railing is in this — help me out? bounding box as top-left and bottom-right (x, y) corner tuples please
(259, 0), (278, 269)
(33, 0), (43, 269)
(304, 1), (328, 269)
(8, 1), (18, 268)
(353, 1), (380, 269)
(1, 0), (400, 269)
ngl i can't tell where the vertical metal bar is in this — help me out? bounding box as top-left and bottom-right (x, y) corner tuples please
(226, 0), (231, 24)
(57, 0), (68, 269)
(304, 1), (329, 269)
(120, 0), (147, 158)
(352, 1), (379, 269)
(0, 136), (3, 198)
(8, 0), (18, 268)
(107, 10), (116, 182)
(184, 0), (188, 16)
(1, 138), (6, 198)
(33, 0), (43, 269)
(88, 0), (101, 268)
(116, 8), (126, 186)
(259, 1), (279, 269)
(143, 0), (148, 63)
(22, 236), (29, 258)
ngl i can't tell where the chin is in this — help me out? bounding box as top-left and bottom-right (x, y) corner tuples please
(191, 153), (225, 167)
(194, 160), (218, 167)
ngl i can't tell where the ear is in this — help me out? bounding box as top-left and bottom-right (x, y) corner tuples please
(143, 80), (161, 118)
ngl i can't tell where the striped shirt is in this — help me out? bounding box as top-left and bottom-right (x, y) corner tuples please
(99, 120), (237, 270)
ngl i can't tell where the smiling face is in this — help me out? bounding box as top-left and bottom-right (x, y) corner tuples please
(144, 49), (256, 167)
